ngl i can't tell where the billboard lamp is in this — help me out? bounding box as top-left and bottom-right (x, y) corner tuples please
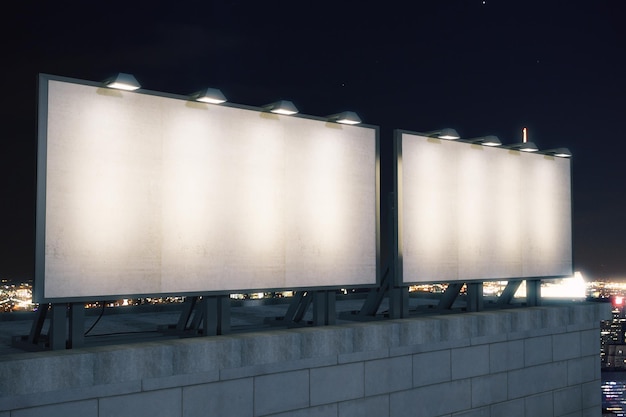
(327, 111), (362, 125)
(103, 73), (141, 91)
(191, 88), (227, 104)
(420, 128), (460, 140)
(263, 100), (299, 115)
(542, 148), (572, 158)
(461, 135), (501, 147)
(506, 142), (539, 152)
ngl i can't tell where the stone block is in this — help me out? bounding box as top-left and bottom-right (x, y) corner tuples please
(239, 331), (303, 367)
(221, 356), (334, 381)
(490, 398), (524, 417)
(553, 332), (581, 361)
(351, 322), (398, 353)
(310, 363), (363, 406)
(471, 373), (507, 408)
(397, 316), (442, 346)
(93, 343), (175, 385)
(524, 335), (552, 366)
(567, 356), (596, 386)
(11, 400), (97, 417)
(582, 405), (601, 417)
(255, 370), (309, 416)
(553, 386), (582, 416)
(539, 306), (570, 328)
(338, 348), (388, 364)
(99, 388), (182, 417)
(509, 308), (542, 334)
(364, 355), (412, 396)
(413, 350), (450, 387)
(268, 404), (338, 417)
(470, 333), (508, 346)
(489, 339), (524, 373)
(451, 345), (489, 379)
(579, 329), (599, 357)
(170, 336), (241, 374)
(183, 378), (253, 417)
(508, 362), (568, 399)
(470, 310), (512, 338)
(294, 326), (353, 359)
(581, 380), (601, 409)
(142, 370), (219, 391)
(524, 392), (553, 417)
(437, 315), (478, 342)
(0, 381), (142, 411)
(390, 380), (471, 417)
(450, 406), (490, 417)
(338, 394), (389, 417)
(0, 351), (95, 396)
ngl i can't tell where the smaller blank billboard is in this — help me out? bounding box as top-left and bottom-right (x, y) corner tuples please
(396, 130), (572, 284)
(35, 75), (379, 302)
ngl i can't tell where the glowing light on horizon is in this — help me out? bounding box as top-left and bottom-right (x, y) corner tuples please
(514, 271), (586, 299)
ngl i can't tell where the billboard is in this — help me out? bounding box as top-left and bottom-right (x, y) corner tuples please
(395, 130), (572, 284)
(35, 75), (379, 302)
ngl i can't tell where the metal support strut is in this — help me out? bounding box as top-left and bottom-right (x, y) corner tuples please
(163, 295), (230, 336)
(13, 303), (85, 351)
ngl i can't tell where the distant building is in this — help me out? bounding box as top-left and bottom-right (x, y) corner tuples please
(601, 301), (626, 368)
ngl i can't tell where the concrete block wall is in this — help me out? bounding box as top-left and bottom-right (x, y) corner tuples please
(0, 302), (610, 417)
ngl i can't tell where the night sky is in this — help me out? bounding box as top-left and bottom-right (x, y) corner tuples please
(1, 0), (625, 280)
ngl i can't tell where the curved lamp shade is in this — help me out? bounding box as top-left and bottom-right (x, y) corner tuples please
(263, 100), (299, 115)
(508, 141), (539, 152)
(327, 111), (362, 125)
(103, 73), (141, 91)
(543, 148), (572, 158)
(463, 135), (501, 147)
(192, 88), (227, 104)
(421, 128), (460, 140)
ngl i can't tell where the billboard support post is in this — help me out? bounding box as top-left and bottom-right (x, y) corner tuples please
(313, 291), (336, 326)
(68, 303), (85, 348)
(49, 304), (66, 350)
(526, 279), (542, 307)
(467, 283), (484, 312)
(389, 286), (409, 319)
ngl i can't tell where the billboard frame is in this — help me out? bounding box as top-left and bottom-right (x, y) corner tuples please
(393, 128), (573, 287)
(35, 73), (381, 303)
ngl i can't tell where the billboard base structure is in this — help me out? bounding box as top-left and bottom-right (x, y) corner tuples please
(339, 278), (544, 323)
(10, 281), (542, 352)
(265, 290), (337, 327)
(12, 303), (86, 351)
(11, 291), (339, 351)
(157, 295), (231, 337)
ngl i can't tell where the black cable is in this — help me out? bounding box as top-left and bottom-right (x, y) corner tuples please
(85, 330), (160, 338)
(84, 303), (105, 336)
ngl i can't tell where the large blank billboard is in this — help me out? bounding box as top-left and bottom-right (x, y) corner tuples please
(396, 130), (572, 284)
(35, 75), (379, 302)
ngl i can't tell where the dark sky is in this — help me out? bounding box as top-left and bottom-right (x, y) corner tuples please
(1, 0), (625, 280)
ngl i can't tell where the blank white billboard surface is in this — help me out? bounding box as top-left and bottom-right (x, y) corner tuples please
(36, 76), (379, 302)
(397, 131), (572, 283)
